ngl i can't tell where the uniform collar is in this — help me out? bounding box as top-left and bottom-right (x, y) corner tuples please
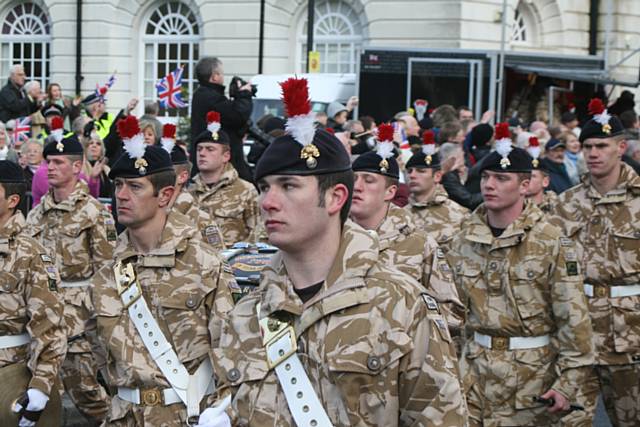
(173, 190), (195, 215)
(259, 220), (379, 323)
(193, 164), (238, 195)
(465, 201), (541, 249)
(116, 210), (197, 267)
(375, 203), (416, 250)
(41, 180), (89, 213)
(583, 162), (640, 204)
(408, 184), (448, 208)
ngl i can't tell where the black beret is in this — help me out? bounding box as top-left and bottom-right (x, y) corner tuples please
(82, 93), (100, 106)
(0, 160), (25, 183)
(470, 123), (494, 148)
(109, 144), (174, 179)
(194, 129), (230, 146)
(42, 103), (63, 117)
(43, 133), (83, 158)
(407, 135), (422, 147)
(263, 117), (286, 134)
(406, 151), (440, 170)
(169, 144), (188, 165)
(478, 146), (533, 174)
(579, 115), (624, 143)
(352, 150), (399, 179)
(418, 116), (433, 130)
(561, 111), (577, 123)
(254, 129), (351, 182)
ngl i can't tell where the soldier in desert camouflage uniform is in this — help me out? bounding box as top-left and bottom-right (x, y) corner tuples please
(160, 123), (226, 251)
(203, 79), (466, 427)
(25, 134), (113, 423)
(526, 139), (559, 215)
(446, 134), (594, 427)
(551, 99), (640, 426)
(0, 161), (67, 426)
(349, 128), (464, 335)
(87, 120), (237, 426)
(405, 132), (468, 246)
(190, 112), (259, 245)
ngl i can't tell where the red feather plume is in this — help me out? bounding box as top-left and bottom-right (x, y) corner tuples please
(51, 116), (64, 131)
(422, 130), (435, 145)
(377, 123), (394, 142)
(207, 111), (220, 124)
(117, 115), (140, 139)
(528, 136), (539, 147)
(162, 123), (176, 139)
(99, 86), (107, 95)
(280, 78), (311, 117)
(588, 98), (605, 116)
(495, 122), (510, 140)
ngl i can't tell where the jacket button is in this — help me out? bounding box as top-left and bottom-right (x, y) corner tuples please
(227, 368), (240, 382)
(367, 356), (381, 372)
(527, 271), (535, 279)
(185, 297), (197, 309)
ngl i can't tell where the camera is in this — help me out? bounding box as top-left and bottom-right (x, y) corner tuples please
(229, 76), (257, 98)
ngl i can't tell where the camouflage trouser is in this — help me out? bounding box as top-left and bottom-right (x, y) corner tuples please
(563, 363), (640, 427)
(61, 350), (110, 423)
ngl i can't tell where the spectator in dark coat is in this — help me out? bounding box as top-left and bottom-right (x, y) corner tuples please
(0, 65), (39, 123)
(190, 57), (253, 182)
(539, 138), (573, 194)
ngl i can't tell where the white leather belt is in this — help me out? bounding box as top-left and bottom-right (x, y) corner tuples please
(474, 332), (550, 350)
(117, 372), (214, 407)
(266, 330), (334, 427)
(117, 261), (214, 418)
(59, 279), (91, 288)
(584, 283), (640, 298)
(0, 333), (30, 349)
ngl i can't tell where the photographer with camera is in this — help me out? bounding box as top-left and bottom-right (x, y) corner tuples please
(190, 57), (254, 182)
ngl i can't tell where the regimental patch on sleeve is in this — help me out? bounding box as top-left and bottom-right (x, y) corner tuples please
(560, 237), (573, 247)
(436, 248), (445, 259)
(202, 225), (221, 246)
(439, 262), (451, 273)
(45, 265), (59, 291)
(422, 294), (440, 312)
(40, 254), (53, 264)
(566, 261), (579, 276)
(106, 228), (117, 242)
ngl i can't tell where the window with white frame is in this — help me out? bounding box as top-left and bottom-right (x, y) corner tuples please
(0, 2), (51, 88)
(141, 2), (200, 117)
(298, 0), (363, 73)
(510, 2), (538, 46)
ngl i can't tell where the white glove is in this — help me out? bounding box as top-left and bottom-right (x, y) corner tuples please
(196, 395), (232, 427)
(14, 388), (49, 427)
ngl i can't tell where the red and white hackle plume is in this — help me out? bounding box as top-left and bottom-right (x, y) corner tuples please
(280, 77), (318, 168)
(528, 136), (541, 167)
(376, 123), (395, 173)
(161, 123), (177, 154)
(494, 122), (513, 169)
(414, 99), (428, 121)
(588, 98), (612, 135)
(117, 115), (148, 175)
(50, 116), (65, 152)
(206, 111), (221, 141)
(422, 130), (436, 165)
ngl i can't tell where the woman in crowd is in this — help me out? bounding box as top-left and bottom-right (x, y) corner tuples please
(82, 122), (112, 199)
(46, 82), (81, 128)
(0, 121), (19, 163)
(559, 130), (587, 185)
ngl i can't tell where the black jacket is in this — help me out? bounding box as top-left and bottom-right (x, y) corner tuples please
(441, 170), (484, 211)
(540, 158), (573, 194)
(0, 79), (37, 123)
(190, 82), (253, 182)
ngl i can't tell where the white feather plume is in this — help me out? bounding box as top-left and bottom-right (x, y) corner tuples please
(594, 110), (611, 126)
(285, 112), (316, 147)
(51, 128), (63, 143)
(528, 146), (540, 160)
(422, 143), (436, 156)
(376, 141), (395, 160)
(160, 137), (175, 154)
(207, 122), (221, 134)
(123, 133), (146, 160)
(495, 138), (513, 159)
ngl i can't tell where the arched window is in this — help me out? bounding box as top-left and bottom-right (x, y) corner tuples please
(141, 2), (201, 117)
(298, 0), (363, 73)
(1, 2), (51, 88)
(510, 1), (538, 46)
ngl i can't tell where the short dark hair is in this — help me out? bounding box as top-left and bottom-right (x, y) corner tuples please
(195, 57), (222, 85)
(174, 162), (192, 177)
(620, 110), (638, 129)
(517, 172), (532, 182)
(360, 116), (375, 131)
(0, 182), (26, 214)
(144, 102), (159, 115)
(316, 170), (354, 225)
(438, 121), (462, 144)
(148, 170), (177, 196)
(384, 176), (399, 188)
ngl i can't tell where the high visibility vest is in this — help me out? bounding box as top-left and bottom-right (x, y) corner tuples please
(94, 113), (115, 140)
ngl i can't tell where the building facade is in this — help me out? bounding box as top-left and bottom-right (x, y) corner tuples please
(1, 0), (638, 116)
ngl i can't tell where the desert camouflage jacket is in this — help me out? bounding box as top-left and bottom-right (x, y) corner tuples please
(173, 190), (226, 250)
(0, 213), (66, 395)
(212, 220), (467, 426)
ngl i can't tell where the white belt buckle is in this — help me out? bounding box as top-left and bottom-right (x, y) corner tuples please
(265, 326), (297, 369)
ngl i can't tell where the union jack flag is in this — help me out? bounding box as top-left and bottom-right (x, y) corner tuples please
(95, 73), (117, 101)
(13, 116), (31, 144)
(156, 67), (187, 109)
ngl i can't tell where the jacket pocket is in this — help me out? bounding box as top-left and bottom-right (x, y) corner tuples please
(510, 260), (550, 334)
(514, 347), (556, 409)
(610, 295), (640, 353)
(0, 272), (25, 321)
(59, 224), (91, 277)
(612, 223), (640, 276)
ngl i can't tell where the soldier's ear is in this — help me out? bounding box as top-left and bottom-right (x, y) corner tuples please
(157, 185), (175, 208)
(7, 194), (20, 211)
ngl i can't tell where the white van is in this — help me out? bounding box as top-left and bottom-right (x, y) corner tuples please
(249, 73), (356, 124)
